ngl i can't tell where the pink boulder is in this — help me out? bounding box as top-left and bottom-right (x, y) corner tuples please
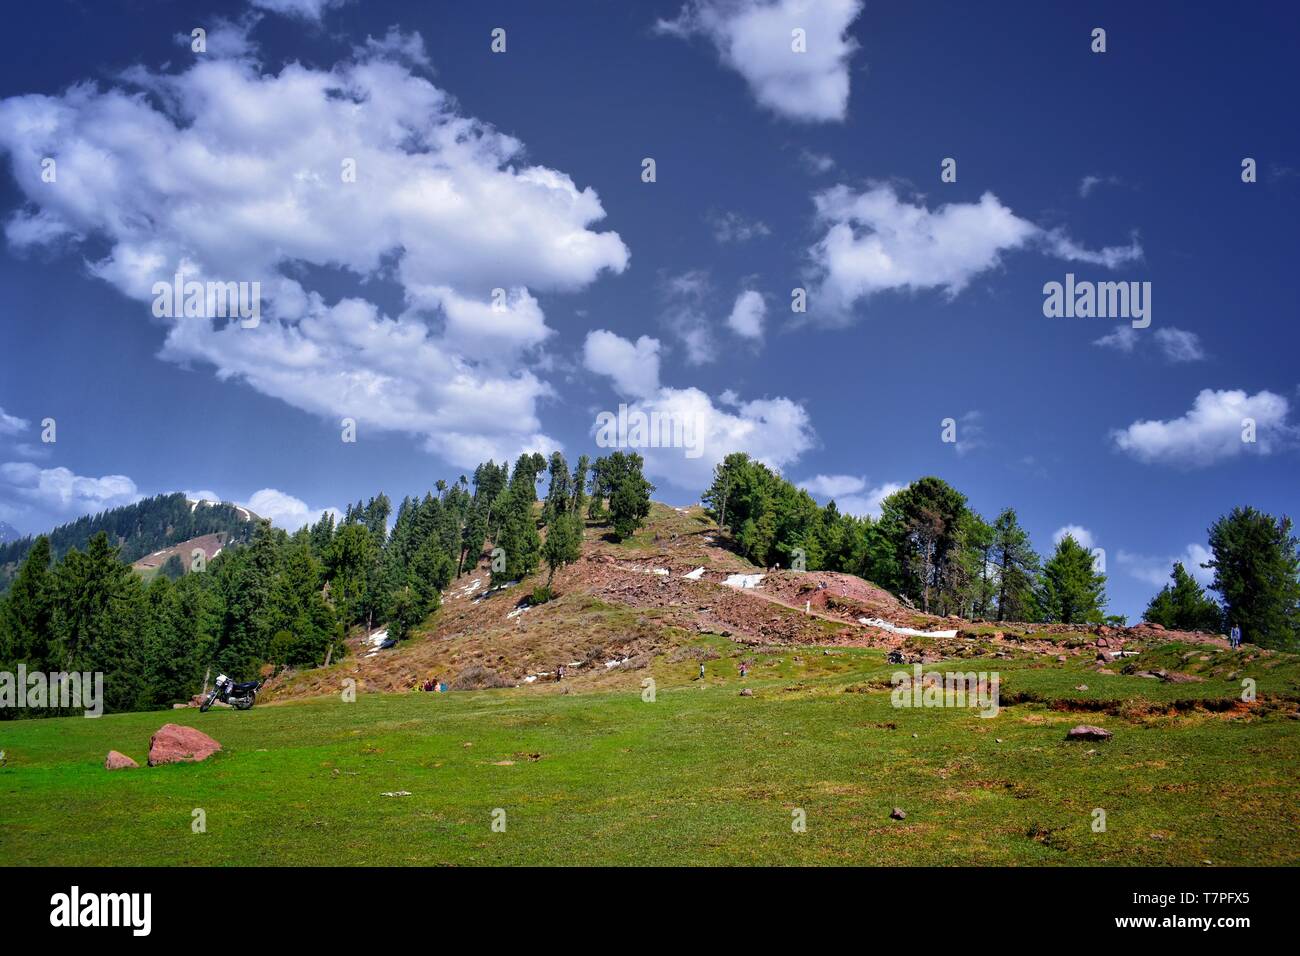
(148, 723), (222, 766)
(105, 750), (139, 770)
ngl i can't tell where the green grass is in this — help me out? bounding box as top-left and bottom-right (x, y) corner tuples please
(2, 646), (1297, 866)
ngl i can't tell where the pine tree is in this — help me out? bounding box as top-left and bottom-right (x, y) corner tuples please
(541, 451), (573, 526)
(541, 512), (583, 587)
(571, 455), (590, 517)
(50, 533), (147, 711)
(410, 537), (452, 613)
(1143, 562), (1223, 633)
(308, 510), (336, 559)
(991, 508), (1039, 622)
(0, 535), (54, 668)
(1205, 506), (1300, 649)
(878, 478), (968, 614)
(598, 452), (654, 541)
(493, 453), (545, 584)
(1038, 534), (1107, 625)
(141, 573), (218, 705)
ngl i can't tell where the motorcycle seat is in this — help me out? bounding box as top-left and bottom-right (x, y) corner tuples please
(231, 680), (261, 693)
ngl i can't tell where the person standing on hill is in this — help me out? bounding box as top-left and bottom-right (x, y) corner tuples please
(1230, 623), (1242, 649)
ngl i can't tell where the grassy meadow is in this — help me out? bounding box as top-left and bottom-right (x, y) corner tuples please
(3, 642), (1298, 866)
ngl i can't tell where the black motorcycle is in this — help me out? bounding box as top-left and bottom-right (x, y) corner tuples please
(200, 674), (264, 712)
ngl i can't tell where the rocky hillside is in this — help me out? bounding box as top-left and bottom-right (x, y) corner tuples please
(267, 503), (1228, 702)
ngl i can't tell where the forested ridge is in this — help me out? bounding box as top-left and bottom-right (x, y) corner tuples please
(0, 493), (258, 592)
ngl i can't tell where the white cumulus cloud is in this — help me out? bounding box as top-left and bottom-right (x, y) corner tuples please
(0, 462), (140, 517)
(807, 184), (1142, 324)
(583, 330), (662, 401)
(656, 0), (864, 122)
(0, 406), (29, 436)
(1111, 388), (1293, 467)
(726, 289), (767, 340)
(244, 488), (342, 531)
(0, 28), (628, 469)
(583, 330), (816, 490)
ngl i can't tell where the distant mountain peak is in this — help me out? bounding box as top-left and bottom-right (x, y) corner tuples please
(0, 520), (22, 545)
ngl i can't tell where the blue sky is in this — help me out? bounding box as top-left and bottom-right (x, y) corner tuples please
(0, 0), (1296, 621)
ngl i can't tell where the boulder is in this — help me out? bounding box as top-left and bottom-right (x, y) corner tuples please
(148, 724), (222, 766)
(1066, 725), (1113, 742)
(105, 750), (138, 770)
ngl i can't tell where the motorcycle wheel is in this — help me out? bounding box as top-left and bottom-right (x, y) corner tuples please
(199, 691), (217, 713)
(235, 696), (255, 711)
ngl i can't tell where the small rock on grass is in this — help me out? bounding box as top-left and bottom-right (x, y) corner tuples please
(105, 750), (138, 770)
(739, 688), (753, 697)
(890, 808), (907, 820)
(1067, 724), (1113, 742)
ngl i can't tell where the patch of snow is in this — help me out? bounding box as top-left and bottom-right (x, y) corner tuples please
(604, 657), (630, 669)
(366, 629), (389, 648)
(682, 567), (705, 580)
(652, 568), (669, 576)
(475, 580), (519, 603)
(723, 573), (765, 589)
(507, 604), (530, 620)
(381, 791), (412, 797)
(523, 675), (537, 683)
(857, 617), (958, 638)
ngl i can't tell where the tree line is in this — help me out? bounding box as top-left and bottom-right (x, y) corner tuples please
(0, 450), (654, 716)
(703, 453), (1300, 649)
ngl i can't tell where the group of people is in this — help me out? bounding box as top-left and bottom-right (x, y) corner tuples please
(421, 677), (444, 692)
